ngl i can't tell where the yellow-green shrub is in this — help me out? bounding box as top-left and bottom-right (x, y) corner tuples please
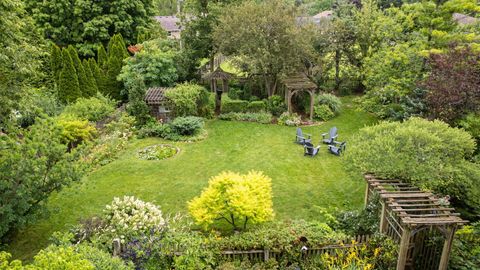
(188, 171), (274, 231)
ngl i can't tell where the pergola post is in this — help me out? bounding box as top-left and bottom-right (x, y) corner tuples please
(364, 183), (370, 207)
(379, 202), (388, 233)
(438, 226), (456, 270)
(397, 227), (411, 270)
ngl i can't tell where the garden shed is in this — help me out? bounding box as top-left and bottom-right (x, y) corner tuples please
(145, 87), (172, 122)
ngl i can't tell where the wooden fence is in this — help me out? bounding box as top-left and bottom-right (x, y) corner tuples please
(113, 234), (372, 262)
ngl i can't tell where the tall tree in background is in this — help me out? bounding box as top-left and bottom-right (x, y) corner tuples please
(106, 34), (129, 100)
(83, 59), (99, 96)
(214, 0), (312, 96)
(25, 0), (156, 56)
(58, 49), (81, 103)
(422, 47), (480, 123)
(67, 45), (90, 97)
(89, 58), (105, 93)
(0, 0), (45, 130)
(97, 44), (108, 71)
(50, 44), (63, 84)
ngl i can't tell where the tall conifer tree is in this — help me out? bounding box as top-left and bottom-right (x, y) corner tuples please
(83, 59), (98, 96)
(67, 45), (90, 97)
(106, 34), (129, 100)
(50, 43), (63, 84)
(97, 44), (108, 71)
(58, 49), (80, 103)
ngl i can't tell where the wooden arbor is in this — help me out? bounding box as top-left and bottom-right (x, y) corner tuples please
(203, 67), (234, 114)
(364, 174), (467, 270)
(284, 74), (317, 120)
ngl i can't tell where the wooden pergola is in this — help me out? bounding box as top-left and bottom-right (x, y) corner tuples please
(284, 74), (317, 120)
(203, 67), (235, 114)
(364, 174), (467, 270)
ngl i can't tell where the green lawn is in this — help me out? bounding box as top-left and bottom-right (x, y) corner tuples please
(8, 98), (376, 260)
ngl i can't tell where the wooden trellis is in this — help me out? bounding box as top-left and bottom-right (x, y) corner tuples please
(202, 67), (235, 114)
(364, 174), (467, 270)
(284, 74), (317, 120)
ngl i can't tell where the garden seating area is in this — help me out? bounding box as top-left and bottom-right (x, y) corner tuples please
(296, 126), (347, 157)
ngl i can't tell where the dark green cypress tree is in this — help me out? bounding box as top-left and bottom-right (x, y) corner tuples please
(50, 43), (63, 84)
(97, 44), (108, 71)
(67, 45), (90, 97)
(89, 58), (108, 95)
(58, 49), (81, 103)
(83, 59), (98, 96)
(105, 34), (129, 100)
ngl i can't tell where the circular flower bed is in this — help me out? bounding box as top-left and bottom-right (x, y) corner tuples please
(138, 144), (179, 160)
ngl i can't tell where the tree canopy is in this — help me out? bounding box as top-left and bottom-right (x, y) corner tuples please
(25, 0), (156, 56)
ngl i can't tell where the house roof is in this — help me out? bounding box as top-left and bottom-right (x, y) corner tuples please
(452, 13), (479, 25)
(145, 87), (170, 104)
(154, 16), (182, 32)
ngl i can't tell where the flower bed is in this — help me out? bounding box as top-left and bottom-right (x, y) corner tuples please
(137, 144), (179, 160)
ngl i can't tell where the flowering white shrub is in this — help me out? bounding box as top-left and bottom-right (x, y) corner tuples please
(278, 112), (302, 126)
(102, 196), (166, 243)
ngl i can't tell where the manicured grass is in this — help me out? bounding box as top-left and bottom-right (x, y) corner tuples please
(7, 97), (376, 260)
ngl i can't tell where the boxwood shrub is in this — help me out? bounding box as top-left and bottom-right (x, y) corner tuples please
(222, 99), (249, 113)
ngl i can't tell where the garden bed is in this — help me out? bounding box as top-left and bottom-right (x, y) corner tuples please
(137, 144), (180, 160)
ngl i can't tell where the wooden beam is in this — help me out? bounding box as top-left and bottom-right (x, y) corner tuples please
(380, 193), (433, 199)
(391, 207), (456, 212)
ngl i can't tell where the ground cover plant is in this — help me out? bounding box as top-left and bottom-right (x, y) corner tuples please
(6, 98), (377, 260)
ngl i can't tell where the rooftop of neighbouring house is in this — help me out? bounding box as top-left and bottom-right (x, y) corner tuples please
(154, 16), (182, 32)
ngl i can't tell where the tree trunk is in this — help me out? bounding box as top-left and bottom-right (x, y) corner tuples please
(264, 75), (278, 97)
(334, 50), (341, 92)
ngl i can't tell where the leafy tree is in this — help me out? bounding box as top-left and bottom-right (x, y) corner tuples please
(165, 83), (210, 117)
(359, 0), (480, 119)
(125, 75), (152, 126)
(83, 59), (99, 96)
(25, 0), (156, 56)
(118, 39), (178, 89)
(58, 49), (81, 103)
(360, 42), (426, 119)
(422, 47), (480, 123)
(188, 171), (274, 230)
(214, 0), (312, 96)
(0, 118), (82, 239)
(345, 117), (480, 219)
(0, 0), (46, 130)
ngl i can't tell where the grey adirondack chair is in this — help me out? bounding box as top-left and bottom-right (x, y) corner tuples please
(322, 127), (338, 145)
(328, 141), (346, 156)
(304, 142), (320, 157)
(296, 128), (312, 145)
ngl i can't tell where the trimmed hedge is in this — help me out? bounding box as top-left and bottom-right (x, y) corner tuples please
(222, 99), (249, 113)
(247, 101), (266, 112)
